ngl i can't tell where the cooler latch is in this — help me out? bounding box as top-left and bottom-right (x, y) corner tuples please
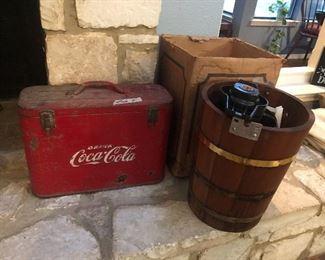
(147, 106), (159, 125)
(40, 110), (55, 135)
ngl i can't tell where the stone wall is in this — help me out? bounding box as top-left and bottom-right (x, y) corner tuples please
(40, 0), (160, 85)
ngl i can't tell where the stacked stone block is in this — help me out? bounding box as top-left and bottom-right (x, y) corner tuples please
(40, 0), (160, 85)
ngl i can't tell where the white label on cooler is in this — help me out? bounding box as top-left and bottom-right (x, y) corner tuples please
(113, 97), (143, 105)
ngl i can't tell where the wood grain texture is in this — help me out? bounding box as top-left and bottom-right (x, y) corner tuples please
(189, 81), (315, 232)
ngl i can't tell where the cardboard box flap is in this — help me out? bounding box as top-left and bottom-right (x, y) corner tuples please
(162, 35), (282, 60)
(158, 35), (284, 177)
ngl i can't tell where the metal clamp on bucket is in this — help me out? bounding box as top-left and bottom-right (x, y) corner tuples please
(220, 81), (277, 141)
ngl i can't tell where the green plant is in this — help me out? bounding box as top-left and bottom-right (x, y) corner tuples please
(268, 29), (286, 54)
(268, 0), (289, 25)
(267, 0), (289, 54)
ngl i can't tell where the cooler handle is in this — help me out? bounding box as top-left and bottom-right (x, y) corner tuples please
(70, 81), (125, 95)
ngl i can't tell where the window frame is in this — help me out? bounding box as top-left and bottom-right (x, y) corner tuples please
(223, 11), (234, 21)
(222, 0), (236, 17)
(253, 0), (298, 20)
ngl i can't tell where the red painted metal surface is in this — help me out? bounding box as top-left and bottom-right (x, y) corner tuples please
(18, 82), (172, 197)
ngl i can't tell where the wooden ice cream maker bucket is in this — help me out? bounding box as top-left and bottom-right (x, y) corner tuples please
(188, 81), (315, 232)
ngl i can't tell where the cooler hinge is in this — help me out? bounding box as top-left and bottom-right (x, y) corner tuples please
(40, 110), (56, 135)
(147, 106), (159, 125)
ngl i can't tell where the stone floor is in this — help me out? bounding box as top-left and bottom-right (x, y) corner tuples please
(0, 141), (324, 259)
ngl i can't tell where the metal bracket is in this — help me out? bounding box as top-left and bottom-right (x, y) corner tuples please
(40, 110), (55, 135)
(229, 117), (262, 141)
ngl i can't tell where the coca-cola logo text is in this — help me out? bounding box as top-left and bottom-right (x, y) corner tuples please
(69, 144), (136, 167)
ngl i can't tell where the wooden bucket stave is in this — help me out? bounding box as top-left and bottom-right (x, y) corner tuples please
(188, 81), (315, 232)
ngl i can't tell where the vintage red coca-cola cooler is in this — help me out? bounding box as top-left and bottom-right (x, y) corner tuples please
(18, 82), (172, 197)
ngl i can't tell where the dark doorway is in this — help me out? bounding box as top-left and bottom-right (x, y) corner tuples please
(0, 0), (48, 98)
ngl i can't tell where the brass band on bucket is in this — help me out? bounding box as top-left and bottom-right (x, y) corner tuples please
(198, 132), (294, 168)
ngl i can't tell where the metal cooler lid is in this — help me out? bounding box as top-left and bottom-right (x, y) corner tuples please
(18, 82), (172, 116)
